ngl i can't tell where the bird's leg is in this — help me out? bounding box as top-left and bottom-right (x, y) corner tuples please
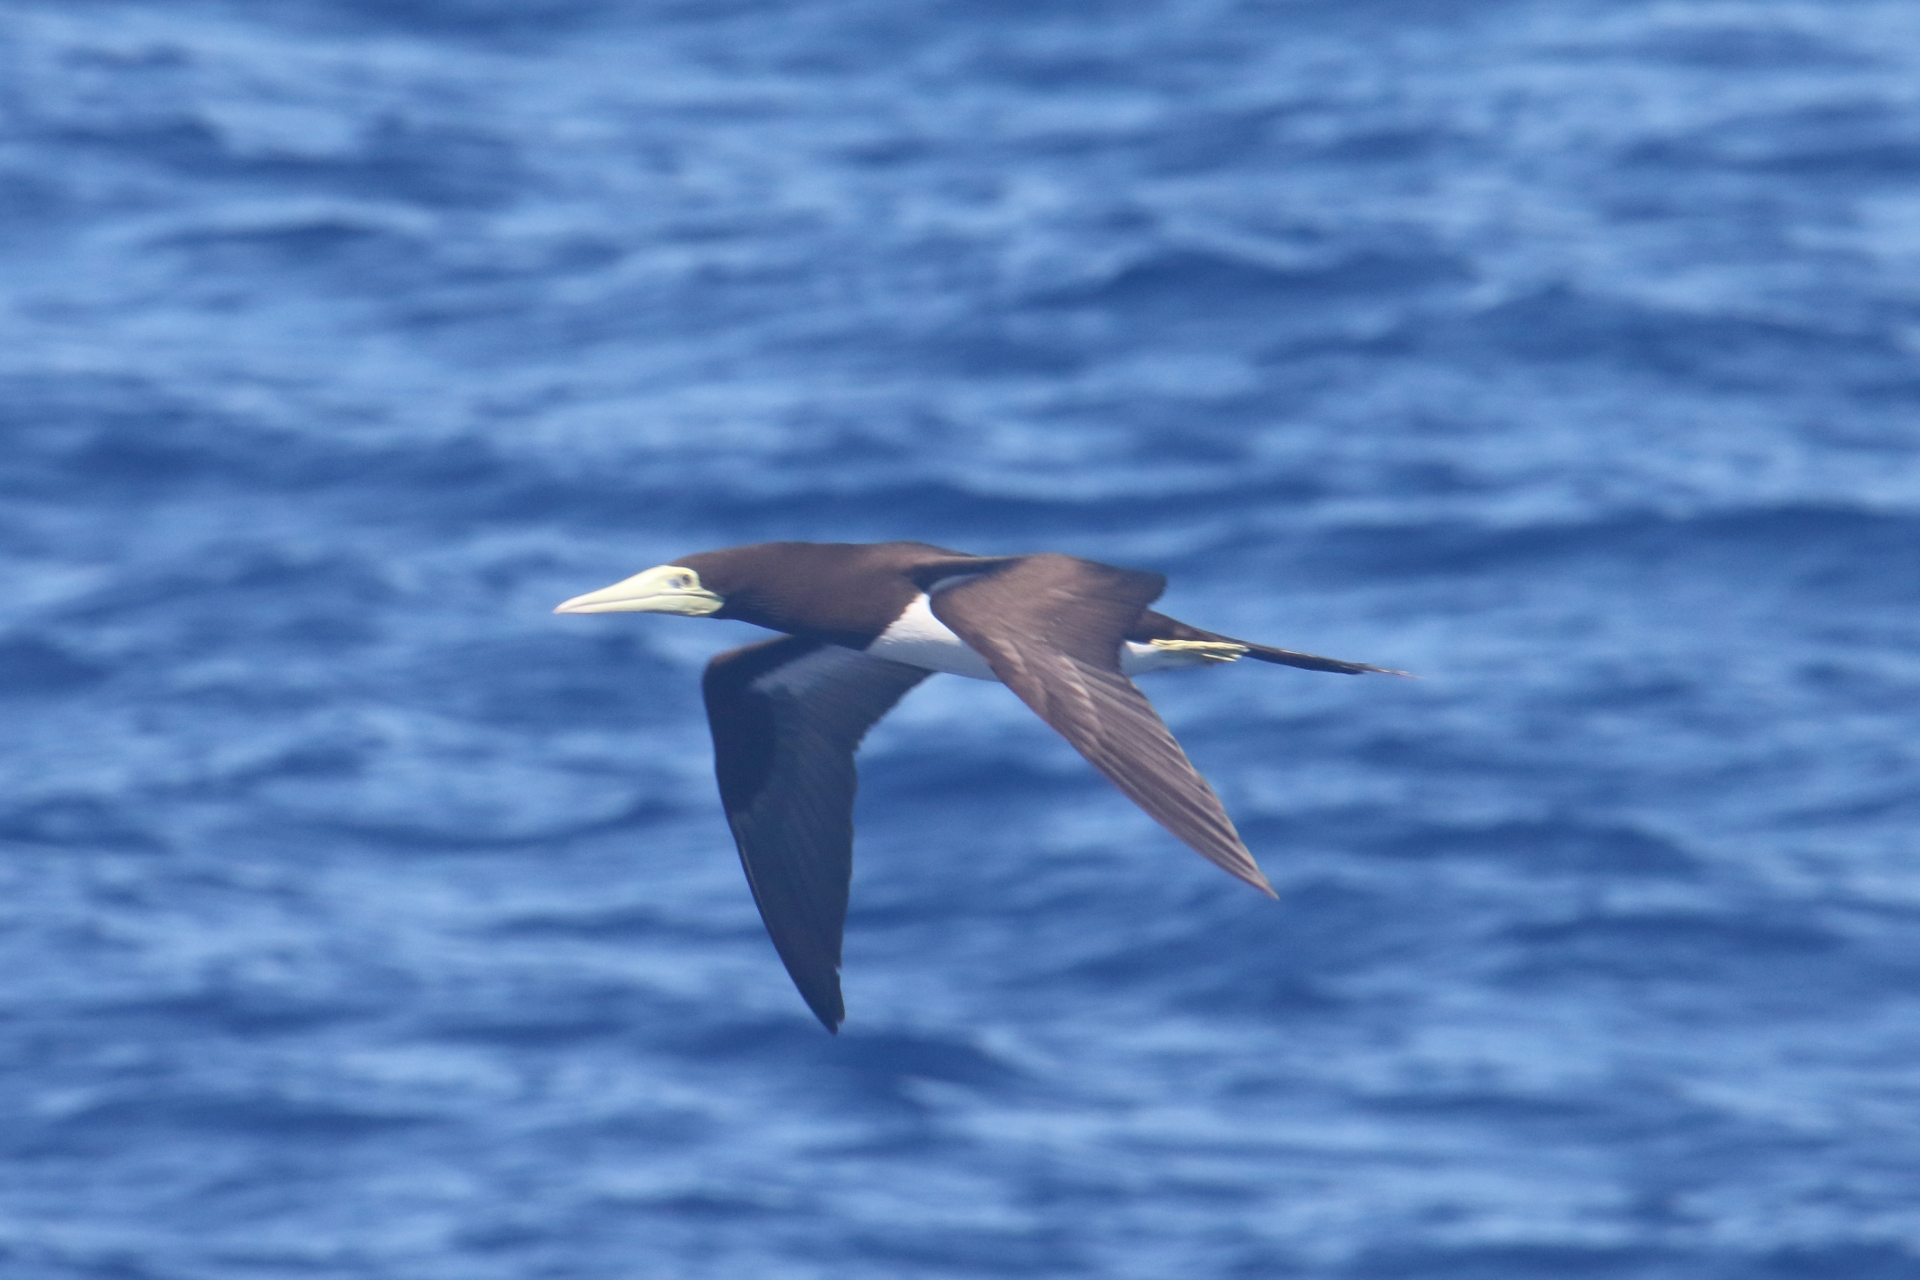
(1147, 639), (1249, 664)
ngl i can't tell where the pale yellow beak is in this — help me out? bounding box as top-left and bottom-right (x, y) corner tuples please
(553, 564), (724, 616)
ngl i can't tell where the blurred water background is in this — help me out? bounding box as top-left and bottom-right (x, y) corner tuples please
(5, 1), (1920, 1276)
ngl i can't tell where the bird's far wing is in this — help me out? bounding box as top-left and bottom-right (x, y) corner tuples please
(702, 636), (931, 1031)
(929, 555), (1274, 895)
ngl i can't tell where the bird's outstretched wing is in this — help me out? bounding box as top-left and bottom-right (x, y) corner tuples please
(930, 554), (1275, 895)
(702, 636), (930, 1030)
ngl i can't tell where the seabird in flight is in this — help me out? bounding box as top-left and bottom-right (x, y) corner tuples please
(555, 541), (1403, 1030)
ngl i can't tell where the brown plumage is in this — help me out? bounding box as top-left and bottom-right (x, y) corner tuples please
(556, 541), (1404, 1030)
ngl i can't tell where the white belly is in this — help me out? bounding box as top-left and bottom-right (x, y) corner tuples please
(864, 594), (999, 679)
(862, 594), (1205, 680)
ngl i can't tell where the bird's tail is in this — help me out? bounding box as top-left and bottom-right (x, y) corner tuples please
(1233, 641), (1411, 677)
(1128, 609), (1409, 676)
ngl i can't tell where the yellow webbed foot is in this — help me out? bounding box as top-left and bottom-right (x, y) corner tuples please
(1148, 639), (1250, 664)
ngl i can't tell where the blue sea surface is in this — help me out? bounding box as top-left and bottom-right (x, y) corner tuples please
(5, 1), (1920, 1276)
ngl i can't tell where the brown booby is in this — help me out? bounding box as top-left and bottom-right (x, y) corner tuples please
(555, 541), (1403, 1030)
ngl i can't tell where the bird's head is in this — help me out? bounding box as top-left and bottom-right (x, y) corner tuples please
(552, 561), (726, 617)
(555, 542), (954, 639)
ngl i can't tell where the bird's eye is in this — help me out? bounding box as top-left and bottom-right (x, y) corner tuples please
(671, 574), (694, 589)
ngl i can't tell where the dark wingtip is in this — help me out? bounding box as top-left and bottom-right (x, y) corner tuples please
(802, 987), (846, 1034)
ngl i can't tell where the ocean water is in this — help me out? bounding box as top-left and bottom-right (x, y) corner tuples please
(4, 1), (1920, 1276)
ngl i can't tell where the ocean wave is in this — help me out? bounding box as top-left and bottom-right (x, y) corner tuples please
(5, 0), (1920, 1275)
